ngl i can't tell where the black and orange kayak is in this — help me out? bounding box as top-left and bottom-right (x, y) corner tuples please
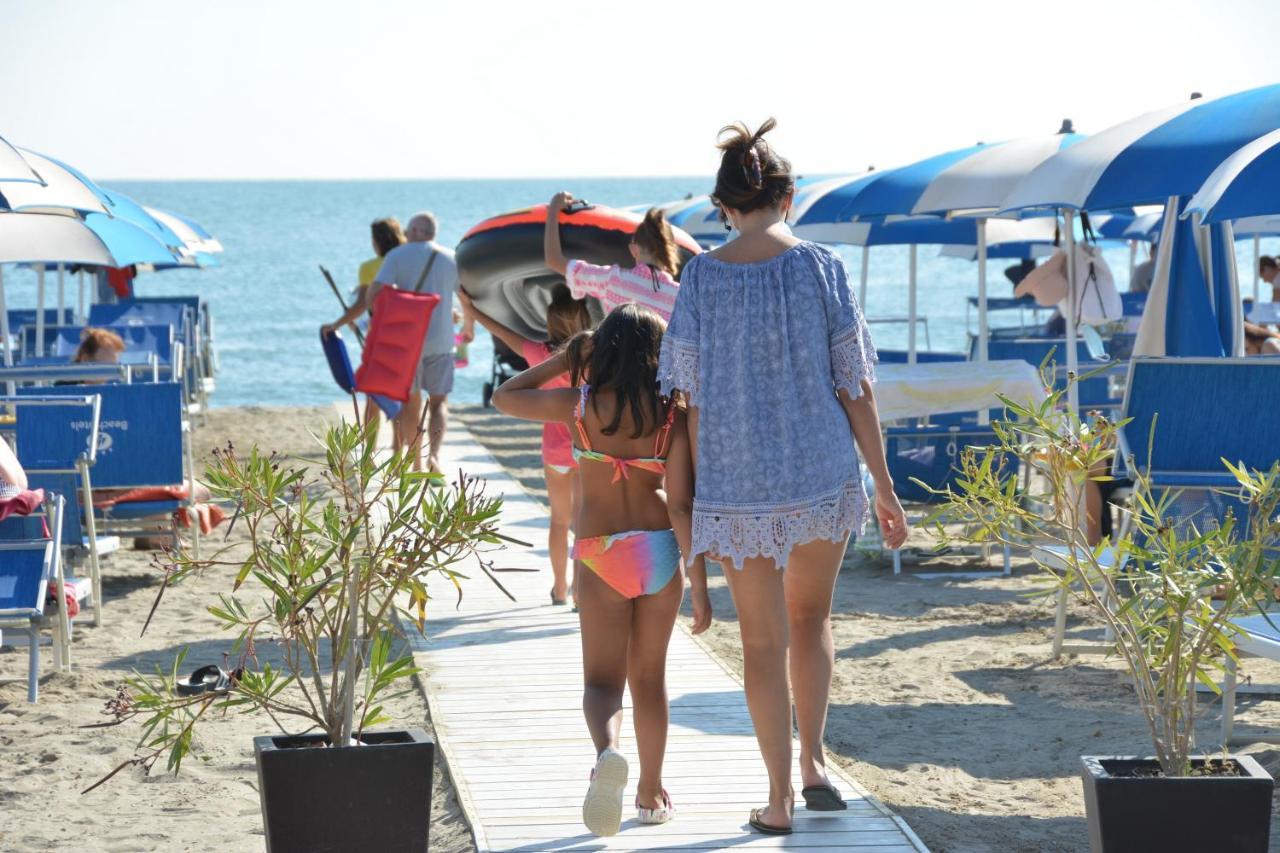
(456, 202), (700, 339)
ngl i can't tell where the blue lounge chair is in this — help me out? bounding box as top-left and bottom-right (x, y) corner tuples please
(883, 420), (1018, 575)
(9, 394), (118, 626)
(0, 494), (74, 702)
(875, 349), (967, 364)
(17, 382), (197, 559)
(91, 302), (204, 413)
(981, 336), (1120, 410)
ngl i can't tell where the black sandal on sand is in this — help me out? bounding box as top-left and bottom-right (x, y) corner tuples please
(749, 808), (792, 836)
(802, 782), (848, 811)
(176, 664), (229, 696)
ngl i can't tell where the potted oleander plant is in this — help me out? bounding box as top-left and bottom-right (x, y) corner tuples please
(927, 378), (1279, 853)
(88, 419), (518, 853)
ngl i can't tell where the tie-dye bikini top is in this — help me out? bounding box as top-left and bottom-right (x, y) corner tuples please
(572, 384), (675, 484)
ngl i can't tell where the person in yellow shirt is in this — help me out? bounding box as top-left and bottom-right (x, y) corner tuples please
(324, 217), (406, 335)
(322, 217), (407, 432)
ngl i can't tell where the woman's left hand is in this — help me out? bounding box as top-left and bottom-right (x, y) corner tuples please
(875, 489), (909, 550)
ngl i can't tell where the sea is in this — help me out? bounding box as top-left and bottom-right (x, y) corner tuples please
(5, 178), (1275, 408)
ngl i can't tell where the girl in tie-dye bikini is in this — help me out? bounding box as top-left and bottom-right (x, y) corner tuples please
(493, 302), (704, 838)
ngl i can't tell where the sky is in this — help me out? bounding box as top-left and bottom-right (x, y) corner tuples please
(2, 0), (1277, 180)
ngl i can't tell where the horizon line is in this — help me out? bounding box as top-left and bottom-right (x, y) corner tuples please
(99, 173), (725, 184)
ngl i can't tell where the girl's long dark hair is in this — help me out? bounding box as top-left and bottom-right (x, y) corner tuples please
(545, 284), (591, 348)
(633, 208), (680, 278)
(566, 303), (666, 439)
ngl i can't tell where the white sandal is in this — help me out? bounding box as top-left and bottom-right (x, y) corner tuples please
(636, 788), (675, 825)
(583, 748), (628, 836)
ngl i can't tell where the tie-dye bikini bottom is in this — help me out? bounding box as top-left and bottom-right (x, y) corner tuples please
(572, 528), (681, 599)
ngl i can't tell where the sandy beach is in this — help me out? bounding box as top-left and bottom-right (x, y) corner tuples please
(6, 402), (1280, 852)
(0, 406), (475, 853)
(455, 404), (1280, 853)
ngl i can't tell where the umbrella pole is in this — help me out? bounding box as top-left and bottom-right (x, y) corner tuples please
(1254, 234), (1261, 303)
(56, 264), (65, 325)
(907, 244), (918, 365)
(77, 270), (85, 323)
(1062, 211), (1080, 415)
(0, 267), (10, 398)
(35, 265), (45, 358)
(1129, 241), (1137, 283)
(859, 245), (869, 308)
(977, 219), (989, 426)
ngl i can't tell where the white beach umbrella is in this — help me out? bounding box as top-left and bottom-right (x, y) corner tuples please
(0, 149), (110, 215)
(0, 135), (42, 184)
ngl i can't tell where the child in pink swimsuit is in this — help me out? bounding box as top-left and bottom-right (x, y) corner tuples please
(457, 285), (590, 604)
(492, 303), (696, 836)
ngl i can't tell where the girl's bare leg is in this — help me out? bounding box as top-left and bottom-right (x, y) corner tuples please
(576, 566), (632, 755)
(545, 466), (575, 602)
(722, 555), (793, 829)
(627, 569), (683, 808)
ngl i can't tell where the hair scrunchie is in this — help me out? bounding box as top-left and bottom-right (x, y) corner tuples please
(742, 146), (764, 190)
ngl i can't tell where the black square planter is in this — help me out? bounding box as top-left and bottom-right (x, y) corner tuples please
(1081, 754), (1273, 853)
(254, 728), (435, 853)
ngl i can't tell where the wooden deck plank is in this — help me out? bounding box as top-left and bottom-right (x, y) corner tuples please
(411, 427), (930, 852)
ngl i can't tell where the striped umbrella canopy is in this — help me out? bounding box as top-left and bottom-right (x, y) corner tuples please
(1133, 198), (1241, 358)
(0, 210), (182, 363)
(1184, 128), (1280, 223)
(911, 131), (1086, 217)
(0, 148), (110, 215)
(1001, 84), (1280, 213)
(0, 135), (42, 184)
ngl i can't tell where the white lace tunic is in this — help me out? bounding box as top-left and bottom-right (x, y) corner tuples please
(658, 242), (877, 570)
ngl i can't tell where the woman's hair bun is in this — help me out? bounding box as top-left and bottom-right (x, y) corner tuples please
(713, 117), (794, 215)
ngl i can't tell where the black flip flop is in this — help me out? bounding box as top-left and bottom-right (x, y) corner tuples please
(176, 664), (229, 696)
(550, 590), (568, 606)
(802, 782), (848, 811)
(748, 808), (792, 836)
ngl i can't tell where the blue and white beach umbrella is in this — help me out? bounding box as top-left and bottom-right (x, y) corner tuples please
(1133, 198), (1242, 358)
(0, 135), (42, 184)
(1002, 85), (1280, 213)
(1184, 128), (1280, 224)
(0, 148), (110, 215)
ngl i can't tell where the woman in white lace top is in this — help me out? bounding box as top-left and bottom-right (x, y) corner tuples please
(660, 119), (908, 836)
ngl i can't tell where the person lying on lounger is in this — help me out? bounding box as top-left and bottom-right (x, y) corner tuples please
(72, 327), (125, 365)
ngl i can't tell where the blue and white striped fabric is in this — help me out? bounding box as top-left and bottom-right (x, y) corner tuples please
(911, 134), (1085, 216)
(1133, 198), (1242, 358)
(791, 134), (1084, 228)
(1002, 84), (1280, 212)
(0, 211), (178, 267)
(0, 149), (110, 215)
(1184, 128), (1280, 223)
(0, 136), (42, 184)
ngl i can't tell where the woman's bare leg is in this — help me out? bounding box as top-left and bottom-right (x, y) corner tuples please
(545, 466), (574, 601)
(576, 566), (632, 756)
(628, 569), (683, 808)
(784, 536), (847, 791)
(722, 555), (793, 829)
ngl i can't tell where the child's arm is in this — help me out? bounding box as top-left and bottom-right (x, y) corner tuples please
(457, 290), (528, 355)
(665, 409), (711, 634)
(491, 350), (578, 424)
(544, 192), (573, 275)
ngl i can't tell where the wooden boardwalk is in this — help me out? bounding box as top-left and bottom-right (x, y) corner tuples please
(411, 423), (930, 852)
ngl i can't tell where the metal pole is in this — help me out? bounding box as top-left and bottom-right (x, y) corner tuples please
(977, 219), (989, 363)
(858, 245), (869, 308)
(1063, 211), (1080, 415)
(0, 266), (10, 368)
(35, 264), (46, 357)
(977, 219), (990, 427)
(77, 269), (85, 323)
(907, 244), (918, 365)
(1254, 234), (1262, 303)
(1128, 241), (1137, 284)
(56, 264), (65, 325)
